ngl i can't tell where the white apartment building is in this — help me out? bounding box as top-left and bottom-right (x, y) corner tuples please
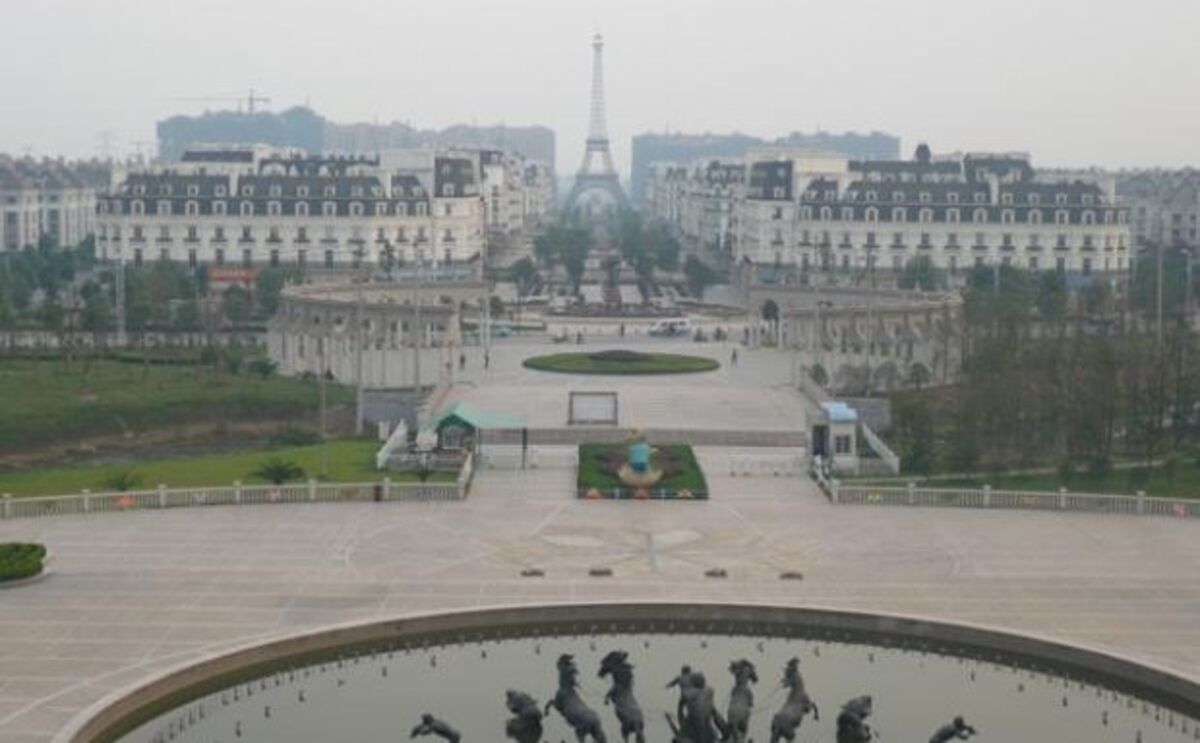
(1, 157), (106, 251)
(96, 148), (486, 270)
(648, 145), (1132, 277)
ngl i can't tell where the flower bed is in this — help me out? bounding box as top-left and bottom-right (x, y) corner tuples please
(576, 443), (708, 500)
(523, 351), (719, 375)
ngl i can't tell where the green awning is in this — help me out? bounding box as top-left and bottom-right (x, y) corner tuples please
(429, 402), (524, 432)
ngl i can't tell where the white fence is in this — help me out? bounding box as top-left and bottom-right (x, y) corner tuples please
(479, 446), (579, 470)
(729, 453), (806, 477)
(831, 482), (1200, 519)
(0, 477), (466, 521)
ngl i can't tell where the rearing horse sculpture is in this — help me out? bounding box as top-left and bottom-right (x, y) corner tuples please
(769, 658), (819, 743)
(546, 654), (607, 743)
(598, 650), (646, 743)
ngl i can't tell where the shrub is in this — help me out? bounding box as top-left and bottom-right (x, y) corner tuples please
(0, 543), (46, 583)
(251, 458), (306, 484)
(269, 428), (321, 447)
(248, 359), (278, 379)
(99, 469), (144, 493)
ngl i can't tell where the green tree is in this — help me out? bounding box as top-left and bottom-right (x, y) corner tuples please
(221, 285), (253, 326)
(510, 257), (539, 297)
(683, 256), (718, 298)
(897, 256), (944, 291)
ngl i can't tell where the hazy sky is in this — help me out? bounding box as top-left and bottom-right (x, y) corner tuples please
(2, 0), (1198, 173)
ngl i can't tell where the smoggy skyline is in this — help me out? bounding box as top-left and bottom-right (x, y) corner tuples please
(1, 0), (1198, 173)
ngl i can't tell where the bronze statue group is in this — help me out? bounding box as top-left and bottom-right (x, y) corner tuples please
(411, 651), (978, 743)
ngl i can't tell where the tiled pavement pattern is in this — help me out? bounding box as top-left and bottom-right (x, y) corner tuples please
(0, 450), (1197, 742)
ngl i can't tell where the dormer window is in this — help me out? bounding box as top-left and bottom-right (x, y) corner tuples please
(919, 192), (931, 203)
(159, 185), (172, 196)
(443, 184), (457, 197)
(973, 193), (986, 204)
(1028, 193), (1040, 205)
(1082, 194), (1094, 205)
(157, 200), (171, 216)
(866, 191), (877, 202)
(297, 186), (309, 198)
(187, 185), (199, 197)
(269, 185), (282, 198)
(134, 185), (146, 195)
(350, 202), (364, 217)
(324, 186), (336, 197)
(1001, 193), (1013, 205)
(214, 201), (227, 216)
(268, 201), (282, 217)
(323, 202), (336, 217)
(892, 191), (904, 202)
(241, 186), (253, 197)
(215, 185), (227, 197)
(1056, 193), (1067, 205)
(973, 208), (988, 223)
(296, 202), (309, 217)
(240, 201), (253, 217)
(947, 193), (959, 204)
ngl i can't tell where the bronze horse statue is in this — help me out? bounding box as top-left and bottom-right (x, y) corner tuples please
(546, 654), (607, 743)
(598, 650), (646, 743)
(768, 658), (819, 743)
(725, 659), (758, 743)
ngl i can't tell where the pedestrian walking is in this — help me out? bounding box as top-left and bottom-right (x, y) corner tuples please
(484, 351), (490, 369)
(459, 352), (465, 370)
(731, 348), (739, 366)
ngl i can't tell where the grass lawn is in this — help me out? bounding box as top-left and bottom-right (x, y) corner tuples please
(0, 439), (454, 497)
(874, 462), (1200, 500)
(0, 358), (354, 452)
(524, 351), (719, 375)
(577, 443), (708, 492)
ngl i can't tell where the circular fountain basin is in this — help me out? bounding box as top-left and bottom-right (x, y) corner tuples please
(64, 604), (1199, 743)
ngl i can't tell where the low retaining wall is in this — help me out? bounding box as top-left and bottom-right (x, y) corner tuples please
(483, 427), (807, 448)
(831, 482), (1200, 519)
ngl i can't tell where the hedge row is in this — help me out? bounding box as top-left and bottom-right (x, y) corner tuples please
(0, 543), (47, 583)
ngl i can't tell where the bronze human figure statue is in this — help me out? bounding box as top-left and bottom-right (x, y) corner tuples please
(504, 689), (544, 743)
(598, 650), (646, 743)
(769, 658), (819, 743)
(545, 654), (607, 743)
(666, 671), (727, 743)
(725, 659), (758, 743)
(667, 665), (700, 723)
(929, 716), (977, 742)
(410, 713), (460, 743)
(835, 696), (874, 743)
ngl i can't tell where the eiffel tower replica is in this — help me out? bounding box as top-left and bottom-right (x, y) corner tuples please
(564, 34), (628, 220)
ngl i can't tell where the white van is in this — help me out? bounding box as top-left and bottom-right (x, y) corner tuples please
(648, 318), (693, 337)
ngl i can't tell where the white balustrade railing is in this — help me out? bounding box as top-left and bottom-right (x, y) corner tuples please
(0, 476), (466, 520)
(830, 482), (1199, 519)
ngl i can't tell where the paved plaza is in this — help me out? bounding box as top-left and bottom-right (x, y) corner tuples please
(442, 339), (808, 432)
(0, 450), (1198, 742)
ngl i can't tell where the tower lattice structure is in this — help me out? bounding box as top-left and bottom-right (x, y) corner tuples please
(565, 34), (627, 217)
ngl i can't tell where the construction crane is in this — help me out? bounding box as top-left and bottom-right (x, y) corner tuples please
(172, 89), (272, 114)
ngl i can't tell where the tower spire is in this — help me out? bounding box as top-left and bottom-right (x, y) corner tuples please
(580, 33), (616, 176)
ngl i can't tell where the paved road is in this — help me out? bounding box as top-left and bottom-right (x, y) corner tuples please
(0, 451), (1197, 741)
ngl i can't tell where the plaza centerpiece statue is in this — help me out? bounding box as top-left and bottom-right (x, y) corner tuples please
(618, 429), (663, 488)
(769, 658), (819, 743)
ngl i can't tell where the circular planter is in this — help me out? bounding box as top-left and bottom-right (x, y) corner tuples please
(523, 350), (719, 375)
